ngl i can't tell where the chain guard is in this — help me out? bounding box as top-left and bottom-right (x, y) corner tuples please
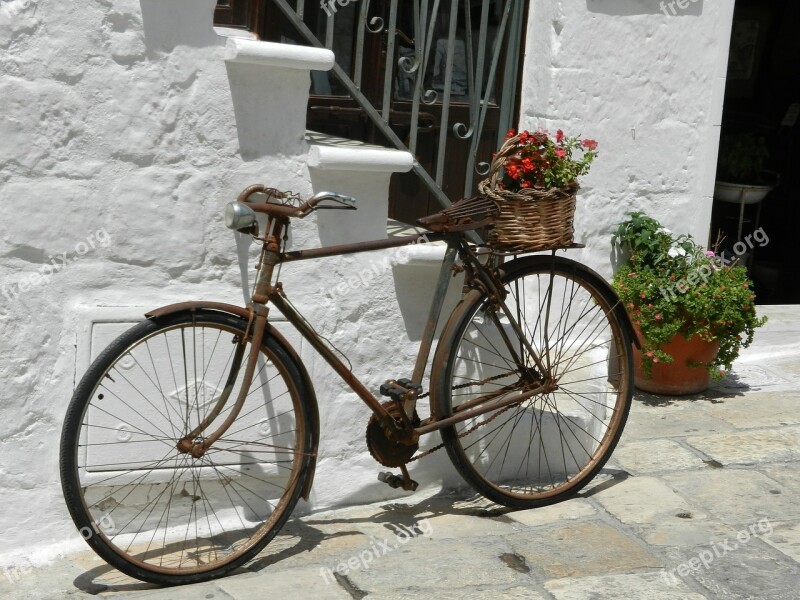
(366, 402), (419, 468)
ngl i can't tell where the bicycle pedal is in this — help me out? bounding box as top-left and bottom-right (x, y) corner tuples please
(397, 379), (423, 393)
(378, 471), (419, 492)
(380, 379), (423, 400)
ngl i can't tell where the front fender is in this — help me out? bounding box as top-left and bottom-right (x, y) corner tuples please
(145, 301), (320, 501)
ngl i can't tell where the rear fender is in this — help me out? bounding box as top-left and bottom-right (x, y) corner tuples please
(145, 301), (320, 500)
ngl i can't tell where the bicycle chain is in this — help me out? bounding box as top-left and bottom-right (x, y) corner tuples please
(408, 369), (522, 463)
(415, 369), (519, 400)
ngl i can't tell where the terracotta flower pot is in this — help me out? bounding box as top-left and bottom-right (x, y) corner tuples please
(633, 331), (721, 395)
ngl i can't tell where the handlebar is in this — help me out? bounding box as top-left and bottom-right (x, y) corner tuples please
(235, 184), (357, 219)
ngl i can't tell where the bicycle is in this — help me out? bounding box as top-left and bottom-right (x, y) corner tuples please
(59, 185), (636, 585)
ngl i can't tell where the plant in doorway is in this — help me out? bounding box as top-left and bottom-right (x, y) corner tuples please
(715, 133), (778, 204)
(611, 212), (767, 394)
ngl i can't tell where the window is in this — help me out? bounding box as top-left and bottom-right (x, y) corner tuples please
(213, 0), (260, 32)
(215, 1), (528, 224)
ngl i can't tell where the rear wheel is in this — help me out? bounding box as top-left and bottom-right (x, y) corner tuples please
(59, 310), (314, 585)
(434, 256), (633, 508)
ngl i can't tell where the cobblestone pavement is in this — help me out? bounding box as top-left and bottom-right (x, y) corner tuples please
(2, 306), (798, 599)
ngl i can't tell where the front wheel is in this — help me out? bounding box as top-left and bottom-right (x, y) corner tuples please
(59, 310), (315, 585)
(433, 255), (633, 508)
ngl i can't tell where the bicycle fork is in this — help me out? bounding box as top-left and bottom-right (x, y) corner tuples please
(176, 219), (286, 459)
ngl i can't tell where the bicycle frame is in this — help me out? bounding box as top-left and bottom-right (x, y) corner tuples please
(176, 215), (554, 460)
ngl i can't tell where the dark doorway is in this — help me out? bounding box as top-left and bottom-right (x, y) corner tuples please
(711, 0), (800, 303)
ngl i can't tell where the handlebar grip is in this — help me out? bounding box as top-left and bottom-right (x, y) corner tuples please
(309, 192), (357, 210)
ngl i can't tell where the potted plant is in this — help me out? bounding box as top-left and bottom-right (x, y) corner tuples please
(611, 212), (767, 395)
(715, 133), (776, 204)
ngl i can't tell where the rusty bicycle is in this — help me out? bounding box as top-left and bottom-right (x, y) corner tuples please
(59, 185), (635, 585)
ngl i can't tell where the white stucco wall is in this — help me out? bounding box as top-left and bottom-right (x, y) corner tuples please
(521, 0), (735, 276)
(0, 0), (737, 567)
(0, 0), (465, 567)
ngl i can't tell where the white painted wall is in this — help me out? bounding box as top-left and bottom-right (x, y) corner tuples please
(0, 0), (456, 566)
(0, 0), (736, 566)
(521, 0), (735, 276)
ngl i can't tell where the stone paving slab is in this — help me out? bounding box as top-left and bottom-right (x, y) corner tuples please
(545, 572), (708, 600)
(612, 438), (708, 474)
(698, 390), (800, 428)
(686, 426), (800, 466)
(343, 537), (530, 594)
(660, 538), (800, 600)
(379, 586), (548, 600)
(591, 475), (709, 525)
(622, 399), (738, 440)
(508, 521), (663, 579)
(762, 520), (800, 564)
(662, 469), (800, 526)
(218, 567), (351, 600)
(506, 499), (597, 527)
(761, 462), (800, 490)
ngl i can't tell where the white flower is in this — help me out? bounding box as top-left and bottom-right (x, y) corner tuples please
(668, 246), (687, 258)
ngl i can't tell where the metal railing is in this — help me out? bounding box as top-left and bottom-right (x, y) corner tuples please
(272, 0), (526, 213)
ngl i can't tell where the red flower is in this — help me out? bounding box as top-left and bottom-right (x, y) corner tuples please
(640, 293), (646, 299)
(521, 157), (535, 172)
(582, 139), (598, 150)
(519, 130), (530, 144)
(506, 129), (516, 140)
(655, 313), (662, 320)
(555, 148), (567, 159)
(556, 129), (564, 143)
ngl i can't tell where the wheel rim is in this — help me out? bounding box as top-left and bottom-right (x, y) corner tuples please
(69, 319), (307, 575)
(447, 265), (631, 501)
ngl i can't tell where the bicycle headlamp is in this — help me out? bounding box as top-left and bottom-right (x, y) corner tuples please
(224, 202), (258, 234)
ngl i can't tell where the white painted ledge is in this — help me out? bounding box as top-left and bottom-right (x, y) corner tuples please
(308, 144), (414, 174)
(214, 26), (258, 40)
(224, 38), (335, 71)
(387, 220), (448, 265)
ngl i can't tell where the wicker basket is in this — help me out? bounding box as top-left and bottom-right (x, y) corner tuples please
(479, 134), (579, 252)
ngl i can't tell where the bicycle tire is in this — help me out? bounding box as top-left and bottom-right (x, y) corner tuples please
(433, 255), (633, 508)
(59, 309), (314, 585)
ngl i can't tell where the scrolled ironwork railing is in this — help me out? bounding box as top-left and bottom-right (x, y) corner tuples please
(272, 0), (527, 214)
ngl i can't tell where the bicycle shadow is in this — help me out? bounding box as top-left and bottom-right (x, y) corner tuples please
(70, 472), (629, 593)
